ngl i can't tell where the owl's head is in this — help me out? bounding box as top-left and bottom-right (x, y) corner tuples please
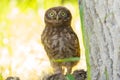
(44, 6), (72, 27)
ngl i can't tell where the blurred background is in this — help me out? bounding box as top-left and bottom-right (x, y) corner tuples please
(0, 0), (86, 80)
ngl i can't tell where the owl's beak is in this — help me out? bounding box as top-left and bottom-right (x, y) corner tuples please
(56, 15), (59, 21)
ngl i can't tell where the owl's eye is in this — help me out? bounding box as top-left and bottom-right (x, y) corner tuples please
(48, 12), (55, 17)
(60, 11), (66, 17)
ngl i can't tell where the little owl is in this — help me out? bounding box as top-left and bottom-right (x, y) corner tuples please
(41, 6), (80, 74)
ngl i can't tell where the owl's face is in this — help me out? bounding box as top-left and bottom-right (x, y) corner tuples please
(44, 6), (72, 27)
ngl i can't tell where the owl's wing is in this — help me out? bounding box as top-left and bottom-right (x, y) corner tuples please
(68, 31), (80, 57)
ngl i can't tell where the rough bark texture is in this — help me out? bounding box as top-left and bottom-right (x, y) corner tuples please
(83, 0), (120, 80)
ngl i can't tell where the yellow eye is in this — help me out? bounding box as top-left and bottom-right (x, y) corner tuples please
(61, 11), (66, 17)
(49, 12), (55, 17)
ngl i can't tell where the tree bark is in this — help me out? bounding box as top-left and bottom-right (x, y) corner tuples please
(79, 0), (120, 80)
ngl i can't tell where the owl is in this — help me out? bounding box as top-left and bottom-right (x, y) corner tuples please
(41, 6), (80, 74)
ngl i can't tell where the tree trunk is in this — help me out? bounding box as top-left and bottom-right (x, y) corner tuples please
(79, 0), (120, 80)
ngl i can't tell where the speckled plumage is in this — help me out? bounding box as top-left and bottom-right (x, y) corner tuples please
(41, 6), (80, 74)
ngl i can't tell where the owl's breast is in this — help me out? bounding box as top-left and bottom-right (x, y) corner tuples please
(51, 32), (79, 56)
(41, 27), (80, 59)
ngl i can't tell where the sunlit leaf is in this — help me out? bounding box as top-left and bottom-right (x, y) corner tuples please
(52, 57), (80, 62)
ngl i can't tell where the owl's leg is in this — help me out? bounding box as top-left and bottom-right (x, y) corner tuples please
(66, 66), (72, 74)
(51, 62), (63, 74)
(53, 66), (63, 74)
